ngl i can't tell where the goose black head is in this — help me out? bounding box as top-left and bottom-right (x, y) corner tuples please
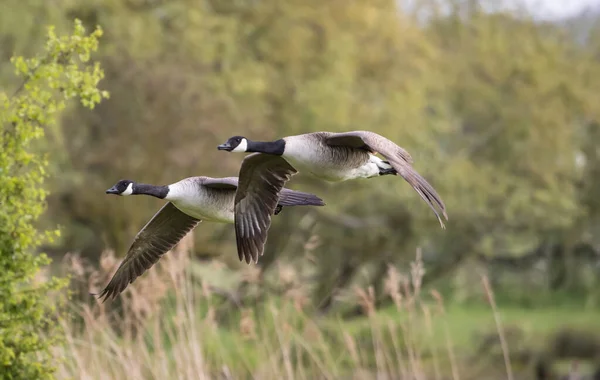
(106, 179), (135, 196)
(217, 136), (248, 153)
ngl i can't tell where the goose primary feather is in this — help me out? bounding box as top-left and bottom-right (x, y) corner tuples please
(96, 156), (324, 302)
(217, 130), (448, 228)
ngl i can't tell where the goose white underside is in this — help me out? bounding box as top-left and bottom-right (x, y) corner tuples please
(172, 202), (234, 223)
(166, 182), (234, 223)
(284, 153), (392, 182)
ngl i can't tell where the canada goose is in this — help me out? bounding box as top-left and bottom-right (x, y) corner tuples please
(217, 131), (447, 227)
(96, 154), (324, 302)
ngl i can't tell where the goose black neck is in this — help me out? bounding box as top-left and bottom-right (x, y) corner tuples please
(247, 139), (285, 155)
(133, 183), (169, 199)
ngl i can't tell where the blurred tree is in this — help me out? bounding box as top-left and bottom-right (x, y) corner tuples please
(0, 20), (107, 377)
(0, 0), (70, 82)
(2, 0), (599, 310)
(49, 0), (453, 307)
(422, 7), (600, 293)
(49, 0), (444, 257)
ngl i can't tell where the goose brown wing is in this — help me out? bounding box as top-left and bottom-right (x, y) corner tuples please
(234, 153), (298, 264)
(202, 177), (239, 190)
(95, 202), (201, 302)
(325, 131), (448, 228)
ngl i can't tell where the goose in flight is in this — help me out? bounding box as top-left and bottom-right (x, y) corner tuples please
(218, 131), (447, 227)
(95, 154), (324, 302)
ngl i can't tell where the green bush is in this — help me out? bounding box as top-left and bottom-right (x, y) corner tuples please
(0, 20), (108, 379)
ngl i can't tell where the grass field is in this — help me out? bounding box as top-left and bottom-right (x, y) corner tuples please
(52, 248), (600, 379)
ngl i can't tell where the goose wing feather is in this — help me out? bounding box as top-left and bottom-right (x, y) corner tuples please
(95, 202), (201, 302)
(202, 177), (239, 190)
(234, 153), (298, 264)
(325, 131), (448, 228)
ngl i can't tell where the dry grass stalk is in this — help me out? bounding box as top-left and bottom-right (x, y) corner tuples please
(387, 321), (408, 379)
(50, 246), (477, 380)
(431, 289), (460, 380)
(422, 304), (442, 380)
(239, 308), (257, 340)
(481, 274), (514, 380)
(303, 234), (322, 264)
(355, 286), (376, 317)
(384, 264), (403, 309)
(343, 331), (361, 366)
(410, 247), (425, 299)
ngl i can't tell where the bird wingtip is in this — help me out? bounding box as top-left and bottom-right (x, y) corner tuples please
(438, 216), (447, 229)
(90, 289), (111, 304)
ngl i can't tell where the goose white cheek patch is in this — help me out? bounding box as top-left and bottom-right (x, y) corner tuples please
(121, 183), (133, 196)
(232, 139), (248, 152)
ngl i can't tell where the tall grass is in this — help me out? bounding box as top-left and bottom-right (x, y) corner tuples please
(51, 237), (511, 379)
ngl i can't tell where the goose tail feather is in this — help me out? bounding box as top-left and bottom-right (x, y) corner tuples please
(277, 188), (326, 207)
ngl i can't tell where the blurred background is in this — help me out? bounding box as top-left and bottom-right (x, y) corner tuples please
(3, 0), (600, 378)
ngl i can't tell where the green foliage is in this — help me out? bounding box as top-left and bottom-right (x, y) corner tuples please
(2, 0), (599, 310)
(0, 19), (108, 378)
(426, 13), (587, 250)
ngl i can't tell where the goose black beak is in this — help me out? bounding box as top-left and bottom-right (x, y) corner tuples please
(106, 186), (120, 195)
(217, 143), (232, 151)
